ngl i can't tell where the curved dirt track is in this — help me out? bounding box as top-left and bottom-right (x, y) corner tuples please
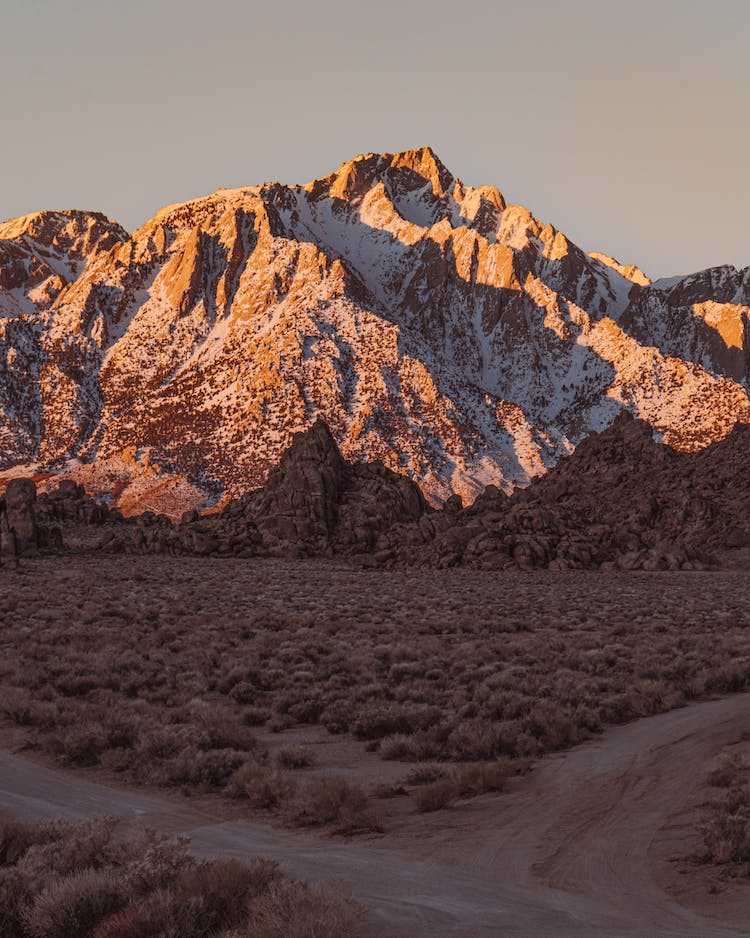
(1, 694), (749, 937)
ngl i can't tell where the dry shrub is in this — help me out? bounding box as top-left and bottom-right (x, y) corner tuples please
(352, 704), (440, 741)
(228, 763), (297, 809)
(525, 704), (579, 751)
(191, 706), (259, 753)
(78, 859), (284, 938)
(248, 879), (363, 938)
(452, 758), (520, 796)
(90, 906), (144, 938)
(0, 819), (119, 938)
(371, 783), (408, 799)
(1, 813), (361, 938)
(243, 707), (271, 726)
(172, 858), (273, 930)
(228, 681), (257, 705)
(53, 724), (110, 767)
(131, 726), (194, 766)
(161, 748), (248, 788)
(377, 734), (418, 761)
(92, 889), (207, 938)
(18, 817), (119, 880)
(239, 858), (286, 899)
(699, 753), (750, 869)
(281, 777), (382, 835)
(446, 721), (508, 761)
(22, 868), (127, 938)
(707, 754), (746, 789)
(98, 749), (132, 774)
(415, 759), (518, 812)
(404, 765), (446, 785)
(394, 730), (445, 762)
(0, 815), (67, 867)
(0, 865), (32, 934)
(276, 746), (315, 770)
(414, 778), (458, 813)
(0, 688), (59, 729)
(118, 830), (193, 893)
(701, 809), (750, 864)
(282, 697), (324, 725)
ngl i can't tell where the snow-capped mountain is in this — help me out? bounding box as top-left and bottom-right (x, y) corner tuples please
(1, 147), (748, 513)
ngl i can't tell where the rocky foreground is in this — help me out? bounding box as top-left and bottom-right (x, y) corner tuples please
(2, 412), (750, 572)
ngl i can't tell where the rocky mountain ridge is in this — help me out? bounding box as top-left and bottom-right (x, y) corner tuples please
(1, 148), (749, 513)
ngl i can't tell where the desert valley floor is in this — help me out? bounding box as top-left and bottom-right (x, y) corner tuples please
(0, 557), (749, 936)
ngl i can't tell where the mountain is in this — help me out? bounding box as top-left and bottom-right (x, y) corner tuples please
(1, 148), (749, 514)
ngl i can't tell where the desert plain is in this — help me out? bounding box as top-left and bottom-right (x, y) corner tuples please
(1, 555), (748, 936)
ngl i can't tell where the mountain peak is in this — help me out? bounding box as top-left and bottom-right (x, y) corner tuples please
(386, 146), (454, 195)
(309, 146), (455, 203)
(0, 209), (128, 248)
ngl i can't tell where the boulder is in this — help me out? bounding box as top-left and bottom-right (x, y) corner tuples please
(0, 511), (17, 564)
(5, 478), (37, 554)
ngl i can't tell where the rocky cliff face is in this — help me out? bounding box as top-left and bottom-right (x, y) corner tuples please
(1, 149), (749, 513)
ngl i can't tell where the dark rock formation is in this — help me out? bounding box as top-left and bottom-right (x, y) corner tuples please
(35, 480), (115, 527)
(172, 419), (430, 558)
(0, 511), (17, 564)
(4, 414), (750, 572)
(3, 478), (37, 555)
(254, 419), (348, 544)
(378, 412), (750, 571)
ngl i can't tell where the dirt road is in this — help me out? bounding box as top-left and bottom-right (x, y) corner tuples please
(2, 694), (748, 937)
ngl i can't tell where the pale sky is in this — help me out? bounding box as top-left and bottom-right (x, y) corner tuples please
(3, 0), (748, 278)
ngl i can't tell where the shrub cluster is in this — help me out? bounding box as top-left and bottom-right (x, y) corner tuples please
(413, 759), (522, 812)
(228, 764), (382, 835)
(699, 754), (750, 871)
(0, 813), (363, 938)
(2, 557), (750, 817)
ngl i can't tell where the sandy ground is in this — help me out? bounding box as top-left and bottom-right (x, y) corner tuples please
(2, 693), (748, 937)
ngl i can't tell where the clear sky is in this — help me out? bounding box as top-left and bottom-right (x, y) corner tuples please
(3, 0), (748, 278)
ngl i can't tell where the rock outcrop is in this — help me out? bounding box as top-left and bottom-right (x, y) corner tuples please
(0, 476), (125, 560)
(153, 419), (429, 558)
(2, 413), (750, 571)
(0, 512), (16, 563)
(377, 413), (750, 571)
(4, 478), (38, 554)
